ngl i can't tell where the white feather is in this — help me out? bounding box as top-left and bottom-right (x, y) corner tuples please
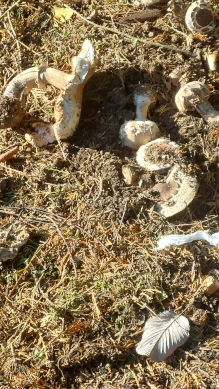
(136, 311), (190, 362)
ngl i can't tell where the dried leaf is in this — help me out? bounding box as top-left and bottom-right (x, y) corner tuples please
(136, 311), (190, 362)
(53, 6), (73, 22)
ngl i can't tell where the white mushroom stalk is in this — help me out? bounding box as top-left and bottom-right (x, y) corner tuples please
(119, 86), (161, 150)
(0, 67), (74, 129)
(0, 40), (97, 147)
(154, 165), (199, 218)
(25, 39), (97, 147)
(175, 81), (219, 128)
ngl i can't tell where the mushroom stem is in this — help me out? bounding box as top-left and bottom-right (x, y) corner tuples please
(25, 39), (97, 149)
(0, 66), (75, 129)
(134, 87), (157, 121)
(195, 101), (219, 126)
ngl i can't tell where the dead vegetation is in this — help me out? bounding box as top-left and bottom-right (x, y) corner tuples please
(0, 1), (219, 388)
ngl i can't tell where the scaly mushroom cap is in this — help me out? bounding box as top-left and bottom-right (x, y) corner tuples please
(155, 165), (199, 217)
(119, 120), (161, 150)
(136, 138), (180, 172)
(175, 81), (210, 113)
(185, 0), (215, 34)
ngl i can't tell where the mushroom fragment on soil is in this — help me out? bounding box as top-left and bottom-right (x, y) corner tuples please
(201, 269), (219, 295)
(0, 67), (74, 129)
(0, 40), (97, 147)
(185, 0), (215, 34)
(136, 138), (180, 172)
(154, 165), (199, 218)
(119, 86), (161, 150)
(175, 81), (219, 128)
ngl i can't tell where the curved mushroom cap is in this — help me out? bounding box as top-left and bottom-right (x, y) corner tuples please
(185, 0), (214, 34)
(136, 138), (180, 172)
(155, 165), (199, 218)
(175, 81), (210, 113)
(133, 86), (157, 121)
(119, 120), (161, 150)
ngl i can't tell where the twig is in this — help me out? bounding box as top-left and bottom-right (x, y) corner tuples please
(4, 25), (40, 56)
(7, 10), (22, 70)
(64, 4), (190, 55)
(46, 216), (77, 276)
(111, 202), (127, 248)
(0, 145), (19, 162)
(0, 0), (22, 19)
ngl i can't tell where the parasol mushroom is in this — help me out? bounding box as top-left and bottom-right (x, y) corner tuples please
(119, 86), (161, 150)
(175, 81), (219, 128)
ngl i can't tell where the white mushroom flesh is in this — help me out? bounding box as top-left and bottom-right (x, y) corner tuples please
(185, 0), (215, 34)
(24, 40), (97, 146)
(119, 120), (161, 150)
(136, 138), (179, 172)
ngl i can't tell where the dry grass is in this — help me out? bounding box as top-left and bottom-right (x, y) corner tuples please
(0, 1), (219, 388)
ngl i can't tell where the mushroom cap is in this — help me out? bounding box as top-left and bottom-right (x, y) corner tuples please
(136, 138), (179, 171)
(175, 81), (210, 113)
(185, 0), (214, 34)
(133, 86), (157, 110)
(119, 120), (161, 150)
(155, 165), (199, 218)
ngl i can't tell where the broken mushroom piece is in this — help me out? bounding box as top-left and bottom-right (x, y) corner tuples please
(0, 67), (74, 129)
(155, 165), (199, 217)
(201, 269), (219, 295)
(136, 138), (180, 172)
(185, 0), (215, 34)
(119, 86), (161, 150)
(206, 51), (218, 73)
(25, 39), (97, 147)
(175, 81), (219, 128)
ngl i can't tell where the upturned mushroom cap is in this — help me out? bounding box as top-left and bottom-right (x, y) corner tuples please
(155, 165), (199, 217)
(119, 120), (161, 150)
(185, 0), (215, 34)
(175, 81), (210, 113)
(133, 86), (157, 121)
(136, 138), (180, 172)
